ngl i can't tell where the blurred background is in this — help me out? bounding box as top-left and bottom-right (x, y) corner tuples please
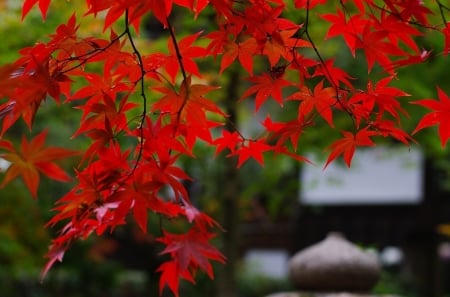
(0, 0), (450, 296)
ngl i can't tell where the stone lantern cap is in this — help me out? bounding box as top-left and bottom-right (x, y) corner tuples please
(289, 232), (381, 292)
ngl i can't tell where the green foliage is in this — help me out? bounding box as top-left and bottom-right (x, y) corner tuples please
(237, 272), (293, 297)
(0, 181), (48, 272)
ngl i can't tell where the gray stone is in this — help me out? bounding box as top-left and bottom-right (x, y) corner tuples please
(289, 232), (381, 292)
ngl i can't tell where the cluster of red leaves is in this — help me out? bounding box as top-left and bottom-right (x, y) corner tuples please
(0, 0), (448, 296)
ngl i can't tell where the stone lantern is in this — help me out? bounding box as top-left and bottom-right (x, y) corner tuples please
(265, 232), (392, 297)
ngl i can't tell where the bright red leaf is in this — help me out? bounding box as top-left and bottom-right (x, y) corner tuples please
(220, 37), (258, 75)
(325, 128), (377, 168)
(0, 130), (78, 197)
(241, 73), (292, 111)
(158, 228), (226, 296)
(289, 80), (336, 127)
(166, 32), (206, 82)
(444, 22), (450, 55)
(412, 87), (450, 146)
(22, 0), (51, 19)
(235, 139), (272, 168)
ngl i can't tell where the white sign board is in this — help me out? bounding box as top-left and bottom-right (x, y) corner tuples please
(300, 147), (424, 205)
(244, 249), (289, 279)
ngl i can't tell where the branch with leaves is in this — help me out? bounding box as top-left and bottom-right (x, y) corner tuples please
(0, 0), (448, 296)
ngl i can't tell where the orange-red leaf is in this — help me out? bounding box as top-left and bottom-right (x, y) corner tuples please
(220, 38), (258, 75)
(241, 73), (292, 111)
(0, 130), (78, 197)
(325, 128), (377, 168)
(290, 80), (336, 127)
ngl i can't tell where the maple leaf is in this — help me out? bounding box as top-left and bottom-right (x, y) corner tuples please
(235, 139), (272, 168)
(166, 32), (206, 82)
(370, 119), (414, 145)
(138, 154), (192, 203)
(444, 22), (450, 56)
(262, 116), (313, 149)
(158, 228), (226, 296)
(68, 72), (131, 103)
(263, 27), (309, 67)
(373, 12), (423, 54)
(0, 57), (70, 133)
(312, 59), (355, 88)
(220, 38), (258, 75)
(73, 93), (137, 139)
(157, 261), (186, 297)
(357, 24), (406, 72)
(321, 10), (369, 56)
(148, 0), (173, 27)
(295, 0), (326, 9)
(348, 76), (410, 121)
(213, 130), (242, 156)
(412, 87), (450, 147)
(110, 168), (185, 233)
(390, 0), (433, 25)
(241, 73), (292, 111)
(22, 0), (51, 20)
(387, 50), (431, 71)
(138, 116), (192, 162)
(40, 237), (69, 283)
(152, 77), (225, 148)
(289, 80), (336, 127)
(0, 130), (78, 197)
(325, 128), (377, 168)
(175, 0), (209, 18)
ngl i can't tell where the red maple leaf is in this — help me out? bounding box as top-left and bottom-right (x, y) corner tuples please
(0, 130), (78, 197)
(370, 119), (414, 145)
(444, 22), (450, 56)
(412, 87), (450, 146)
(152, 76), (224, 149)
(166, 32), (206, 82)
(213, 130), (243, 156)
(262, 115), (313, 149)
(295, 0), (326, 9)
(22, 0), (51, 19)
(158, 228), (225, 296)
(220, 37), (258, 75)
(373, 12), (423, 54)
(263, 26), (310, 67)
(111, 169), (185, 233)
(385, 0), (433, 25)
(312, 58), (355, 88)
(325, 128), (377, 168)
(348, 76), (410, 121)
(235, 139), (272, 168)
(289, 80), (336, 127)
(175, 0), (209, 18)
(357, 24), (406, 72)
(241, 73), (292, 111)
(321, 10), (369, 56)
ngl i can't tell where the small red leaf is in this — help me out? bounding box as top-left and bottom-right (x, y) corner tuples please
(325, 128), (377, 168)
(412, 87), (450, 146)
